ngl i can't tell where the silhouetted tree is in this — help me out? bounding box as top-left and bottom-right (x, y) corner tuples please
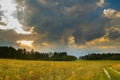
(0, 46), (77, 61)
(80, 53), (120, 60)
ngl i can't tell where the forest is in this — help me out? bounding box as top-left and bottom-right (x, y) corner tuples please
(79, 53), (120, 60)
(0, 46), (77, 61)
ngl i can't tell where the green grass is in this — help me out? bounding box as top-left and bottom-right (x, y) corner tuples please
(0, 59), (120, 80)
(106, 67), (120, 80)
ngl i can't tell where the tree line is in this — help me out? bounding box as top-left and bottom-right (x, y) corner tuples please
(79, 53), (120, 60)
(0, 46), (77, 61)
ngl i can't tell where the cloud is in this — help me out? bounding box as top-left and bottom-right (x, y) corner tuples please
(103, 9), (120, 19)
(64, 5), (78, 14)
(67, 35), (116, 50)
(41, 42), (49, 47)
(68, 36), (119, 50)
(67, 24), (120, 50)
(37, 0), (47, 5)
(16, 40), (34, 48)
(86, 37), (110, 45)
(0, 29), (37, 47)
(15, 0), (100, 43)
(97, 0), (105, 7)
(37, 0), (59, 7)
(68, 36), (76, 46)
(0, 0), (33, 34)
(105, 25), (120, 40)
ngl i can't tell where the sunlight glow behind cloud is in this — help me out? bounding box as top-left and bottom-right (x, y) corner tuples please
(16, 40), (34, 48)
(0, 0), (33, 34)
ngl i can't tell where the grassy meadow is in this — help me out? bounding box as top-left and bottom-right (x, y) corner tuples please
(0, 59), (120, 80)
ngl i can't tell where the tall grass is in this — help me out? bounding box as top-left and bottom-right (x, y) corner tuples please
(0, 59), (119, 80)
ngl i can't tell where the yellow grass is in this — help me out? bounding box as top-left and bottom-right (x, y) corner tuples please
(0, 59), (120, 80)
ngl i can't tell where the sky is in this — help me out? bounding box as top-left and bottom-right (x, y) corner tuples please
(0, 0), (120, 57)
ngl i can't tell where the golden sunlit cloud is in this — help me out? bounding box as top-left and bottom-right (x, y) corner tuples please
(41, 42), (49, 46)
(68, 36), (81, 48)
(97, 46), (116, 49)
(17, 40), (34, 48)
(67, 36), (113, 49)
(68, 36), (75, 45)
(86, 37), (110, 45)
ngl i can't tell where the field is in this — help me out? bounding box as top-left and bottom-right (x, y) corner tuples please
(0, 59), (120, 80)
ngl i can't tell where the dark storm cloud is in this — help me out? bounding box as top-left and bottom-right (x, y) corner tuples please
(103, 9), (120, 40)
(15, 0), (102, 44)
(0, 11), (6, 25)
(73, 26), (106, 44)
(0, 30), (18, 46)
(0, 30), (37, 46)
(14, 0), (120, 46)
(106, 25), (120, 40)
(109, 31), (120, 40)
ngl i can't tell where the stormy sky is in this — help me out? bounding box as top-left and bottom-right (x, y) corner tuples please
(0, 0), (120, 56)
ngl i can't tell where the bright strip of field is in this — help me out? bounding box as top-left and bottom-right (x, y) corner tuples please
(103, 68), (111, 80)
(105, 67), (120, 80)
(109, 67), (120, 75)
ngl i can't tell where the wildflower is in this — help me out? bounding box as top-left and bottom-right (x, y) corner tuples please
(28, 70), (33, 75)
(16, 75), (21, 79)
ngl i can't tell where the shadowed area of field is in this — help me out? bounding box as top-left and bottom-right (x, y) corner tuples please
(0, 59), (120, 80)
